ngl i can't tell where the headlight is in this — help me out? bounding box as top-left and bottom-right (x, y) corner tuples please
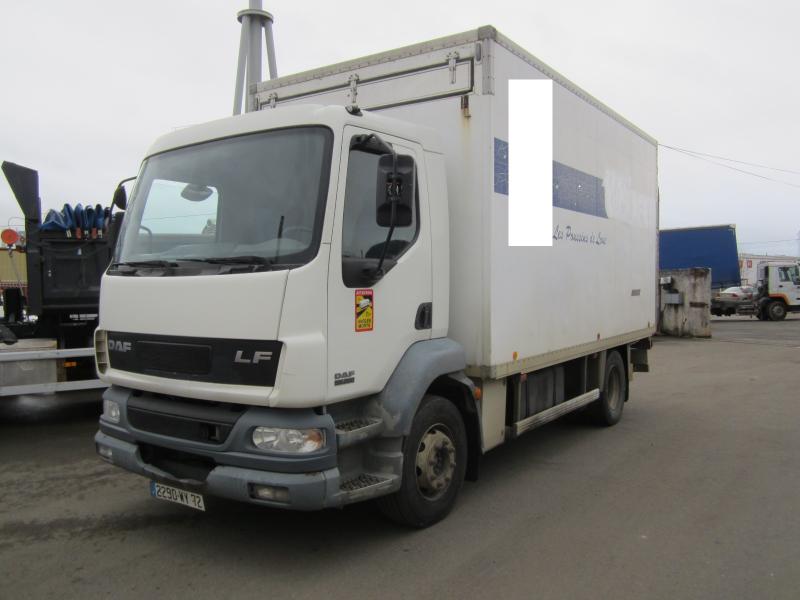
(103, 398), (120, 423)
(251, 427), (325, 453)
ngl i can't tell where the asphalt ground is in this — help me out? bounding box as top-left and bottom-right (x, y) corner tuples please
(1, 318), (799, 599)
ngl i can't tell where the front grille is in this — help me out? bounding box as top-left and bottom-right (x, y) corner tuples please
(138, 341), (211, 375)
(127, 394), (245, 445)
(105, 331), (282, 386)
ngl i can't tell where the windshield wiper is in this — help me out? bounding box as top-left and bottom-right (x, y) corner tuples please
(177, 256), (278, 272)
(112, 260), (180, 268)
(187, 255), (274, 265)
(108, 260), (181, 276)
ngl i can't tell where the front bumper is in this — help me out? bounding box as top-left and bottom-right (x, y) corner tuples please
(95, 431), (341, 510)
(95, 385), (401, 510)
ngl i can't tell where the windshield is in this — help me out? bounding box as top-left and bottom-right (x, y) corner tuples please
(114, 126), (333, 272)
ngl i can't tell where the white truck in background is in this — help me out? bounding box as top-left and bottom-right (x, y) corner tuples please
(754, 261), (800, 320)
(94, 26), (658, 527)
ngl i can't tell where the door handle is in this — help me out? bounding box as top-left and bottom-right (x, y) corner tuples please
(415, 303), (433, 330)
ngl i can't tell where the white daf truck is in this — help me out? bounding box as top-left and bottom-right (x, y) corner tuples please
(94, 26), (658, 527)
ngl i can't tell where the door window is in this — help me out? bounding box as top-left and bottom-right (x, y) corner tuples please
(341, 146), (419, 287)
(779, 265), (800, 285)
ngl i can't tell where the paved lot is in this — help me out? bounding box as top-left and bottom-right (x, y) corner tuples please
(2, 319), (799, 599)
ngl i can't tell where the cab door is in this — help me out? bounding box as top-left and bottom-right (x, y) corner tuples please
(326, 126), (432, 401)
(776, 265), (800, 307)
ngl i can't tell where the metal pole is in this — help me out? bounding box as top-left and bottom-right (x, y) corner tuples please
(245, 1), (263, 112)
(264, 17), (278, 79)
(234, 1), (278, 113)
(233, 16), (249, 115)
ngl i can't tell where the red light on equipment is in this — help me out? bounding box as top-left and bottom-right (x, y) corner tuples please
(1, 228), (20, 246)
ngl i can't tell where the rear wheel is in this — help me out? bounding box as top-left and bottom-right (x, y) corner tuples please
(591, 351), (627, 426)
(768, 301), (787, 321)
(377, 395), (467, 528)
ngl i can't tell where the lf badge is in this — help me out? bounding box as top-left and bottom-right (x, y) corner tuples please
(355, 289), (374, 332)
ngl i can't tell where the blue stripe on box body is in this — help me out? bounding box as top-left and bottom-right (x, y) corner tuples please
(494, 138), (608, 219)
(552, 161), (607, 218)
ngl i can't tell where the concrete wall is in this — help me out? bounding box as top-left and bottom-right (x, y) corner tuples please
(659, 267), (711, 338)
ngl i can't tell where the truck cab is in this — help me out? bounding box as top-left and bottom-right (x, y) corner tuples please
(95, 105), (466, 524)
(756, 261), (800, 321)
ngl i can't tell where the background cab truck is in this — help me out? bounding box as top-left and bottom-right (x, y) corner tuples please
(94, 26), (657, 527)
(755, 262), (800, 321)
(0, 161), (122, 400)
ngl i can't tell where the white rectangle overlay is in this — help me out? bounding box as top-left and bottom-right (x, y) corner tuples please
(508, 79), (553, 246)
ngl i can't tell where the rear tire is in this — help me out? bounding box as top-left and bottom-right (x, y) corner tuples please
(377, 395), (467, 528)
(768, 301), (787, 321)
(591, 351), (627, 426)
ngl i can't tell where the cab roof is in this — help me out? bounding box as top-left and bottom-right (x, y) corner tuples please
(145, 104), (444, 158)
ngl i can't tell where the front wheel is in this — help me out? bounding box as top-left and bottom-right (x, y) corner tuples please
(768, 301), (787, 321)
(377, 395), (467, 528)
(591, 351), (627, 426)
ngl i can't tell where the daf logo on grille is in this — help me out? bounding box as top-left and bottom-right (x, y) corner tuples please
(234, 350), (273, 364)
(108, 340), (132, 352)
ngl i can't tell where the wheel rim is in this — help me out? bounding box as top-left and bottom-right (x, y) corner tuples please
(606, 366), (622, 414)
(415, 424), (456, 501)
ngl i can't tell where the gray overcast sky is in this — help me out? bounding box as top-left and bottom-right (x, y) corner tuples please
(1, 0), (798, 255)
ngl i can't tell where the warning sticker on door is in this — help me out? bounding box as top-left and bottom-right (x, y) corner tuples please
(355, 289), (374, 332)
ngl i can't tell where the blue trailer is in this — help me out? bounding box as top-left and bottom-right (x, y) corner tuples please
(659, 225), (741, 290)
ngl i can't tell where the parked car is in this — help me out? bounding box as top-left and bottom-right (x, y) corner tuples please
(711, 286), (756, 316)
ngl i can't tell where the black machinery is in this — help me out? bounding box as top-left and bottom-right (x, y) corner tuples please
(1, 161), (124, 395)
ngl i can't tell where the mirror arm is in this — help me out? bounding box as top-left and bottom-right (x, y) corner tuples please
(112, 175), (137, 211)
(372, 223), (395, 281)
(116, 176), (137, 189)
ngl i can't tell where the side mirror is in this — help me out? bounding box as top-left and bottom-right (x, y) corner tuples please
(111, 176), (137, 211)
(112, 185), (127, 210)
(376, 154), (414, 228)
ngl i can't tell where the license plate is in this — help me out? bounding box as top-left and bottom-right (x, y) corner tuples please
(150, 481), (206, 511)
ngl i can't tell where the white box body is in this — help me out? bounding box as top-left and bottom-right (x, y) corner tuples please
(252, 27), (658, 377)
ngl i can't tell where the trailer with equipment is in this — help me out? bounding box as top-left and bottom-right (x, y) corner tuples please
(1, 162), (123, 400)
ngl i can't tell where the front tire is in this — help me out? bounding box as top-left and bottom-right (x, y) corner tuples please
(377, 395), (467, 528)
(591, 351), (627, 426)
(768, 301), (787, 321)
